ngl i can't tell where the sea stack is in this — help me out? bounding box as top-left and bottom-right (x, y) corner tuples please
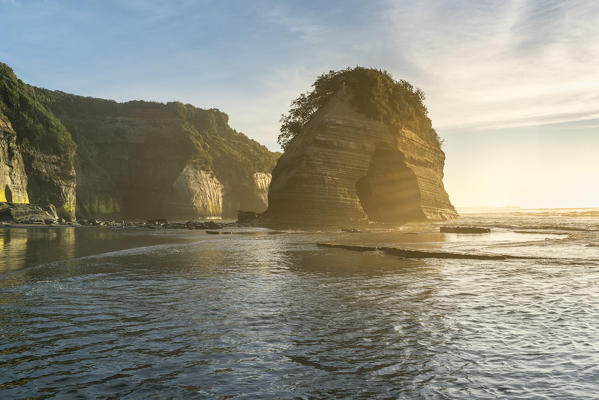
(265, 67), (457, 227)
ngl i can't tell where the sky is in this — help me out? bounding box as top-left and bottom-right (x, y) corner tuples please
(1, 0), (598, 208)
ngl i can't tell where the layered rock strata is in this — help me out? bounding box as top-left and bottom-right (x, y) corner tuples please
(266, 91), (457, 226)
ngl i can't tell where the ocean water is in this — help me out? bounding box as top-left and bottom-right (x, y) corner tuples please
(1, 211), (599, 399)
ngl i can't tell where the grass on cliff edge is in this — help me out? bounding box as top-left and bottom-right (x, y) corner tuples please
(0, 63), (76, 162)
(278, 66), (441, 150)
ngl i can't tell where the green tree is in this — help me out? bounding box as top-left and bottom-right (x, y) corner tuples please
(278, 67), (440, 150)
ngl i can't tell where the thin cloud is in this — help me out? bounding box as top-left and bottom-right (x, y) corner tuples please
(381, 0), (599, 131)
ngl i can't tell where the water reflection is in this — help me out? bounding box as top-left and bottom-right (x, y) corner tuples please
(1, 222), (599, 398)
(0, 227), (186, 276)
(0, 227), (78, 273)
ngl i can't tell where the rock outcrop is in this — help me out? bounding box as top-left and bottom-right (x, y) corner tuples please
(0, 114), (29, 204)
(265, 89), (457, 227)
(171, 163), (224, 218)
(20, 149), (76, 220)
(0, 63), (278, 220)
(0, 202), (58, 224)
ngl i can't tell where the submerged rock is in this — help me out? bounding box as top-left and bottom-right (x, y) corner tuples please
(317, 242), (509, 260)
(440, 226), (491, 234)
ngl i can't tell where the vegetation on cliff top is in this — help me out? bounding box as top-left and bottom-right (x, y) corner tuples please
(0, 63), (277, 177)
(35, 89), (279, 176)
(0, 63), (76, 161)
(278, 67), (440, 149)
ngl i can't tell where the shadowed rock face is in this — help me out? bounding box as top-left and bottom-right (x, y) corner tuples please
(21, 149), (76, 219)
(356, 143), (424, 223)
(266, 91), (457, 227)
(1, 63), (278, 220)
(46, 100), (276, 220)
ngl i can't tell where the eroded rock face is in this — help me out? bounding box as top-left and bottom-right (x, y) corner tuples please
(171, 163), (224, 218)
(0, 116), (29, 204)
(266, 92), (457, 226)
(250, 172), (271, 212)
(0, 202), (57, 224)
(21, 149), (76, 220)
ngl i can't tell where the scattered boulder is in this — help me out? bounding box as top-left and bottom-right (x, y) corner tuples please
(237, 211), (260, 224)
(206, 221), (220, 229)
(147, 219), (168, 226)
(185, 220), (225, 230)
(0, 202), (57, 224)
(164, 222), (187, 229)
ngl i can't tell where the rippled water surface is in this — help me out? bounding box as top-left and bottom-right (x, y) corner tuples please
(2, 213), (599, 399)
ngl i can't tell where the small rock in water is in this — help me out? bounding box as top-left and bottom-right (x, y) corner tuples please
(440, 226), (491, 234)
(206, 221), (221, 229)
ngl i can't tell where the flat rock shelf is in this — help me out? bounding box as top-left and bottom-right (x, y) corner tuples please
(316, 242), (536, 260)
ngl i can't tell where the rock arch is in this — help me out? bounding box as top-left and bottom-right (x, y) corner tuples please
(355, 144), (425, 223)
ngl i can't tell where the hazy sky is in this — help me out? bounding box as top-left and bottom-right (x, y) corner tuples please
(2, 0), (598, 208)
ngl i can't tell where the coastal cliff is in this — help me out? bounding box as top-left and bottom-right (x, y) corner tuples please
(0, 63), (278, 220)
(265, 68), (457, 227)
(0, 64), (77, 219)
